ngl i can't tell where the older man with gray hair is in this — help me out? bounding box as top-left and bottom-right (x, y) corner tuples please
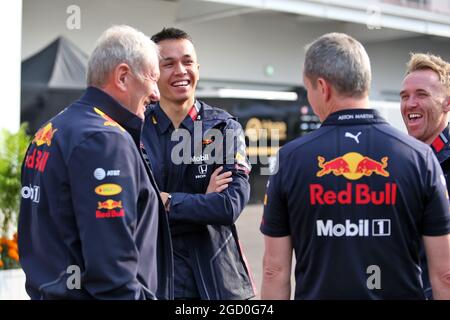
(260, 33), (450, 299)
(19, 25), (173, 300)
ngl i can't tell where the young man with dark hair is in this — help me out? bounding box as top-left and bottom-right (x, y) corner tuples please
(141, 27), (254, 300)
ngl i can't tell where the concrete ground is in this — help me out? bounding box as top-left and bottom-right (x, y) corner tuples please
(235, 204), (295, 300)
(235, 204), (265, 299)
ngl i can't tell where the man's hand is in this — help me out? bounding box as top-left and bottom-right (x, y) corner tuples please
(206, 166), (233, 194)
(160, 192), (170, 212)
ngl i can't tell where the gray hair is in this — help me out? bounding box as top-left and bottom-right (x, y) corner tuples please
(87, 25), (158, 87)
(304, 33), (371, 98)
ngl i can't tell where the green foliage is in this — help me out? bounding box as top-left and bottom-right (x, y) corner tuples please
(0, 123), (31, 237)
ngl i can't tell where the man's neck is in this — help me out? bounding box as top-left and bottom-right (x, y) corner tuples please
(426, 121), (449, 145)
(98, 85), (126, 107)
(323, 95), (370, 119)
(159, 97), (195, 128)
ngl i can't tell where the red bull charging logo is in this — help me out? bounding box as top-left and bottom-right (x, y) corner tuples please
(32, 122), (57, 147)
(96, 199), (125, 219)
(97, 199), (123, 210)
(316, 152), (389, 180)
(311, 152), (396, 205)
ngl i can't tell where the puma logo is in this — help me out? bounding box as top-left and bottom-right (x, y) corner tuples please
(345, 131), (362, 144)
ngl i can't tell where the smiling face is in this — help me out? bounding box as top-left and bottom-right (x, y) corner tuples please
(157, 38), (199, 107)
(400, 69), (450, 144)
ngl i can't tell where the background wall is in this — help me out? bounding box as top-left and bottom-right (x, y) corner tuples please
(22, 0), (450, 101)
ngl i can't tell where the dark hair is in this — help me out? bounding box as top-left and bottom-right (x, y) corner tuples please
(151, 27), (193, 44)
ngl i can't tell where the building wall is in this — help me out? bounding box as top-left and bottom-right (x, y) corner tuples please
(366, 36), (450, 100)
(22, 0), (177, 59)
(22, 0), (450, 101)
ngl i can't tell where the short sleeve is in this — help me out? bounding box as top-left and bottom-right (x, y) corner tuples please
(260, 153), (290, 237)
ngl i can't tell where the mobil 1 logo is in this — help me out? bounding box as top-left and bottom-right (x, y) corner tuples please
(316, 219), (391, 237)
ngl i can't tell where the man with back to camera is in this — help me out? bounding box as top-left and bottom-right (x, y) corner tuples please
(400, 52), (450, 299)
(141, 27), (255, 300)
(260, 33), (450, 299)
(18, 25), (173, 299)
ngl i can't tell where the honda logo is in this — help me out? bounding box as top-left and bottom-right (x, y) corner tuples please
(198, 164), (208, 175)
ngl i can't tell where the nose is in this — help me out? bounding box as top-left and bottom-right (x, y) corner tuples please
(174, 62), (187, 75)
(149, 85), (160, 102)
(404, 95), (418, 109)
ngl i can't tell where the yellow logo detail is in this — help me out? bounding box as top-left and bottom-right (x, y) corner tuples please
(316, 152), (389, 180)
(95, 184), (122, 196)
(33, 122), (58, 147)
(94, 107), (125, 132)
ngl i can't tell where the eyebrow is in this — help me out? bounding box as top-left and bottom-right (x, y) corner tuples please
(161, 54), (194, 61)
(399, 88), (429, 96)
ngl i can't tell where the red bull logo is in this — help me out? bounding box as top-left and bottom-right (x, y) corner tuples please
(313, 152), (395, 205)
(317, 156), (350, 177)
(96, 198), (125, 219)
(32, 122), (57, 147)
(95, 209), (125, 219)
(316, 152), (389, 180)
(25, 149), (50, 173)
(310, 183), (397, 205)
(94, 107), (125, 132)
(355, 156), (389, 177)
(97, 199), (123, 210)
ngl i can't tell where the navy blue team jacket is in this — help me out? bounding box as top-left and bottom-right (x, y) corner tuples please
(420, 123), (450, 299)
(142, 101), (255, 300)
(18, 87), (173, 300)
(261, 108), (450, 299)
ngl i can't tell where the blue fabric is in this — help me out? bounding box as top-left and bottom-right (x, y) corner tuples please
(142, 100), (255, 300)
(261, 108), (450, 299)
(19, 87), (173, 300)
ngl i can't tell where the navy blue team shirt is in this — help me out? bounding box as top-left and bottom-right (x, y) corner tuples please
(261, 108), (450, 299)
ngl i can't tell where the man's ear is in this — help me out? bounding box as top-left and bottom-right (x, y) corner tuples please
(113, 63), (131, 92)
(317, 78), (331, 102)
(443, 95), (450, 112)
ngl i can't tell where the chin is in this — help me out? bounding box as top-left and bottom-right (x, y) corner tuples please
(409, 131), (422, 140)
(174, 94), (192, 103)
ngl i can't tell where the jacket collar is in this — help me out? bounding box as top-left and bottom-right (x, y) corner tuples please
(321, 108), (387, 126)
(147, 100), (205, 134)
(79, 86), (144, 141)
(145, 99), (235, 134)
(430, 123), (450, 164)
(150, 102), (173, 134)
